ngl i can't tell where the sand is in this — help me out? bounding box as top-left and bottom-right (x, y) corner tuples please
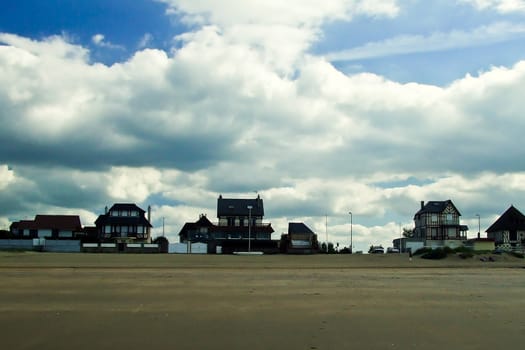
(1, 252), (524, 349)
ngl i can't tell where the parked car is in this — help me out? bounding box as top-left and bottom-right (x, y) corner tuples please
(369, 245), (384, 254)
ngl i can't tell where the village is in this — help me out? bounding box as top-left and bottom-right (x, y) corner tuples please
(1, 195), (524, 256)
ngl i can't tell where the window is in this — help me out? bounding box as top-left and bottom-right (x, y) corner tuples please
(431, 214), (438, 223)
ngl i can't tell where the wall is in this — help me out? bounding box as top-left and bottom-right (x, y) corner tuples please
(44, 240), (81, 253)
(0, 239), (81, 252)
(82, 243), (159, 253)
(169, 242), (207, 254)
(0, 239), (33, 250)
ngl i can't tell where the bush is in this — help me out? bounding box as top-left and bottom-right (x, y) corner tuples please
(454, 246), (474, 254)
(413, 247), (432, 256)
(443, 246), (455, 255)
(458, 252), (474, 259)
(421, 248), (448, 260)
(509, 251), (524, 259)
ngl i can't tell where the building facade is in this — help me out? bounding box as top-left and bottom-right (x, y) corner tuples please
(280, 222), (318, 254)
(413, 200), (468, 249)
(95, 203), (152, 243)
(486, 205), (525, 251)
(178, 195), (275, 253)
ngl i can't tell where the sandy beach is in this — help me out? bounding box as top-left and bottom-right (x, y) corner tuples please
(1, 252), (524, 349)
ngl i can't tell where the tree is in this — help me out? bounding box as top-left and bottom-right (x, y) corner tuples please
(402, 227), (414, 238)
(320, 242), (336, 254)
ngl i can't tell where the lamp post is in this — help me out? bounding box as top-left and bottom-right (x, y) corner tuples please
(349, 211), (353, 254)
(476, 214), (480, 239)
(247, 205), (253, 252)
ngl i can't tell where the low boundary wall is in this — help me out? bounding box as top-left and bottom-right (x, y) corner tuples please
(82, 243), (159, 253)
(0, 239), (81, 252)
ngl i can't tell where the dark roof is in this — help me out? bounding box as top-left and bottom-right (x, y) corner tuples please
(415, 200), (461, 216)
(178, 215), (215, 234)
(95, 203), (152, 227)
(486, 205), (525, 233)
(178, 214), (274, 237)
(95, 214), (152, 227)
(108, 203), (146, 213)
(35, 215), (82, 230)
(217, 195), (264, 217)
(11, 215), (82, 231)
(10, 220), (37, 230)
(288, 222), (315, 234)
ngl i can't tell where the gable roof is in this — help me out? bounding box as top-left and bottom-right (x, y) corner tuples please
(288, 222), (315, 234)
(108, 203), (146, 213)
(486, 205), (525, 233)
(11, 215), (82, 231)
(415, 200), (461, 216)
(217, 195), (264, 217)
(178, 215), (214, 234)
(95, 214), (152, 227)
(34, 215), (82, 230)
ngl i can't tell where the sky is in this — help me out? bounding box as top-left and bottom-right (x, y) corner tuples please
(1, 0), (525, 252)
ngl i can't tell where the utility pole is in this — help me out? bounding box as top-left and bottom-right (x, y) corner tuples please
(349, 211), (353, 254)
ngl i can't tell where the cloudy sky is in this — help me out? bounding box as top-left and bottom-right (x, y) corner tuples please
(2, 0), (525, 252)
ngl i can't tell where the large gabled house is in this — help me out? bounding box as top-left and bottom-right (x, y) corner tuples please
(95, 203), (152, 243)
(413, 200), (468, 249)
(178, 195), (275, 253)
(486, 205), (525, 251)
(10, 215), (83, 239)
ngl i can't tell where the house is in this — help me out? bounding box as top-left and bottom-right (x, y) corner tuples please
(94, 203), (153, 243)
(413, 200), (468, 249)
(217, 195), (266, 235)
(10, 215), (82, 239)
(178, 214), (216, 244)
(178, 195), (276, 253)
(280, 222), (319, 254)
(486, 205), (525, 251)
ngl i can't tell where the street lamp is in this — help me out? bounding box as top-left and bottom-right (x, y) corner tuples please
(475, 214), (480, 239)
(247, 205), (253, 252)
(349, 211), (353, 254)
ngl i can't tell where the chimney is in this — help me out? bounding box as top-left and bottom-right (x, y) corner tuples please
(420, 201), (424, 210)
(104, 206), (108, 214)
